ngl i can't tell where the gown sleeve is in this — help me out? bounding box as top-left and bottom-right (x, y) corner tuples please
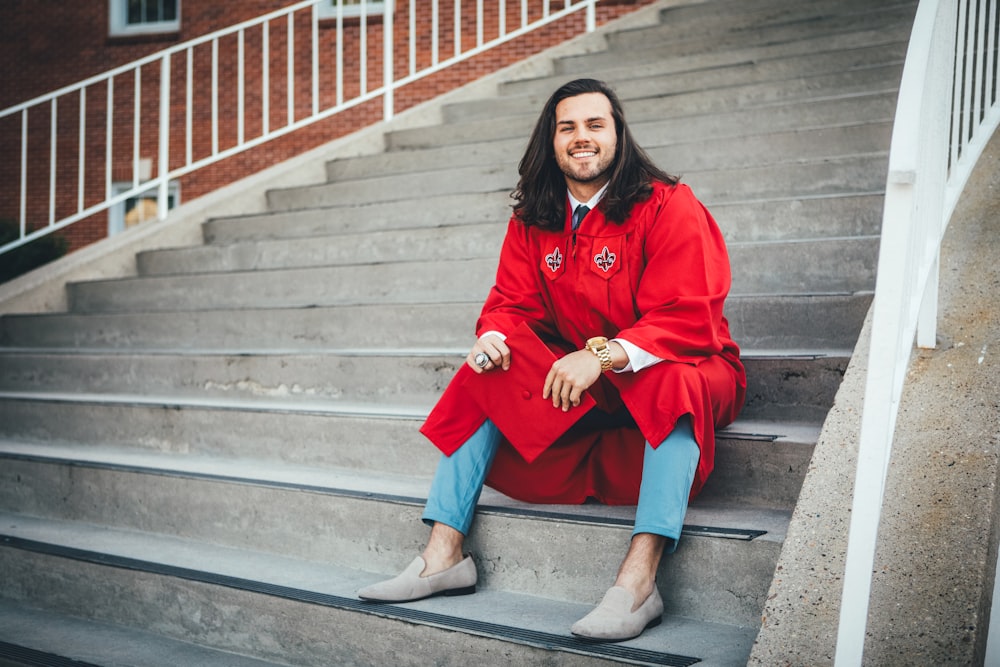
(615, 184), (732, 364)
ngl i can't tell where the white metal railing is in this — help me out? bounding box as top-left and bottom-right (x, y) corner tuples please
(836, 0), (999, 663)
(0, 0), (597, 257)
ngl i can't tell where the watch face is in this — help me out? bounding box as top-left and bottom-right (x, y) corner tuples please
(587, 336), (608, 348)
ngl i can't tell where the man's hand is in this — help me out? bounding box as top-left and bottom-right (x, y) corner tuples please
(543, 349), (602, 411)
(467, 333), (511, 373)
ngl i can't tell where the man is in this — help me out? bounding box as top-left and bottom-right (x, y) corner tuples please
(358, 78), (745, 642)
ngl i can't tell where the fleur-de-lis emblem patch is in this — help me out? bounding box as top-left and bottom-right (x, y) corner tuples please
(545, 247), (563, 272)
(594, 246), (616, 273)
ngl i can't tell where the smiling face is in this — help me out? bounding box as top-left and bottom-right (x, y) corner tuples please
(552, 92), (618, 202)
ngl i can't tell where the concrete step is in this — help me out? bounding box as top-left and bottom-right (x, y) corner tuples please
(603, 1), (917, 54)
(0, 394), (815, 509)
(385, 86), (896, 151)
(0, 447), (786, 627)
(0, 513), (760, 665)
(65, 234), (877, 314)
(135, 215), (880, 291)
(512, 29), (909, 98)
(333, 106), (893, 182)
(0, 350), (845, 425)
(737, 352), (850, 422)
(0, 600), (285, 667)
(711, 193), (884, 243)
(0, 293), (872, 352)
(207, 191), (512, 243)
(548, 3), (916, 75)
(445, 45), (905, 122)
(267, 154), (886, 213)
(139, 222), (506, 275)
(266, 163), (516, 211)
(201, 191), (882, 246)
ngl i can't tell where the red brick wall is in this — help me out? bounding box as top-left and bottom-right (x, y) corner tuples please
(1, 1), (654, 252)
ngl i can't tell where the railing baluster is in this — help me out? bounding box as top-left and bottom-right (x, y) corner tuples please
(262, 21), (270, 136)
(186, 47), (193, 164)
(950, 1), (966, 169)
(410, 0), (417, 76)
(49, 98), (57, 226)
(158, 54), (171, 220)
(133, 68), (141, 189)
(499, 0), (506, 38)
(361, 0), (368, 94)
(384, 0), (394, 121)
(987, 0), (998, 109)
(454, 0), (462, 58)
(106, 78), (113, 202)
(288, 12), (295, 125)
(336, 0), (344, 106)
(960, 0), (975, 150)
(521, 0), (528, 29)
(433, 0), (440, 66)
(972, 0), (987, 124)
(311, 4), (319, 116)
(238, 29), (246, 145)
(19, 108), (27, 239)
(212, 39), (220, 155)
(78, 88), (86, 215)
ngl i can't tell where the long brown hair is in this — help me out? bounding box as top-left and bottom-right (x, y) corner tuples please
(511, 78), (677, 230)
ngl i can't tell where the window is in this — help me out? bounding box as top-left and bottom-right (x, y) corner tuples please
(110, 0), (180, 36)
(318, 0), (386, 19)
(109, 182), (179, 236)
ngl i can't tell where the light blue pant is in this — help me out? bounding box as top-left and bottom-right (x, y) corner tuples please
(422, 416), (700, 553)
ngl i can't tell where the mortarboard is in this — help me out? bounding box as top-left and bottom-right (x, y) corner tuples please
(461, 322), (596, 462)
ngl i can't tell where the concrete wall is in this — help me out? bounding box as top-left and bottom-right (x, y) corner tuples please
(749, 128), (1000, 665)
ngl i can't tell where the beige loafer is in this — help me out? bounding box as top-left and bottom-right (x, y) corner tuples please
(570, 585), (663, 642)
(358, 555), (477, 603)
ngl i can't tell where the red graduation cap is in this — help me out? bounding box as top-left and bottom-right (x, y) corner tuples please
(460, 322), (596, 462)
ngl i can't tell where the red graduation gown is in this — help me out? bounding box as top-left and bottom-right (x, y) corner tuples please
(420, 182), (746, 504)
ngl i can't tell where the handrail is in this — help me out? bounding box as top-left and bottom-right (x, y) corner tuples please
(0, 0), (598, 256)
(835, 0), (999, 663)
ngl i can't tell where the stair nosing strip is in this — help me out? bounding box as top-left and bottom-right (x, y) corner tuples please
(0, 640), (102, 667)
(0, 449), (767, 541)
(0, 534), (700, 667)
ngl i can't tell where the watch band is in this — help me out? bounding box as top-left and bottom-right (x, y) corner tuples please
(593, 344), (613, 372)
(586, 337), (614, 372)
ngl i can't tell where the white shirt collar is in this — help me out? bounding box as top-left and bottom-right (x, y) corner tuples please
(568, 181), (609, 212)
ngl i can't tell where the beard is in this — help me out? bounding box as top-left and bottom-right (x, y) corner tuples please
(556, 148), (615, 186)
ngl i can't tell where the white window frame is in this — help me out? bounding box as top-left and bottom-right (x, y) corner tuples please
(318, 0), (387, 19)
(109, 182), (180, 236)
(110, 0), (181, 37)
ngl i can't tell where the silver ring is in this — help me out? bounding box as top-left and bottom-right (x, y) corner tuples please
(474, 352), (490, 368)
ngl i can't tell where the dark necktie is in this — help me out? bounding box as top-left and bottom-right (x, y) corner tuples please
(572, 204), (590, 230)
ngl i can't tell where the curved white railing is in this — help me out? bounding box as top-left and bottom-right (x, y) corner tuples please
(0, 0), (597, 256)
(836, 0), (998, 663)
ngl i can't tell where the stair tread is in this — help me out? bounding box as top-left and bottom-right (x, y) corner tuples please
(0, 600), (285, 667)
(0, 512), (757, 666)
(0, 438), (790, 542)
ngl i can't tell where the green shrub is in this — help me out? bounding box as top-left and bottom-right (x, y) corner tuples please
(0, 219), (69, 284)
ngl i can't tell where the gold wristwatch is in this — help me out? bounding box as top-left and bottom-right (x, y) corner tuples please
(585, 336), (614, 372)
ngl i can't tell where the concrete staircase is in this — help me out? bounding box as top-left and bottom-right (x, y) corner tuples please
(0, 0), (915, 664)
